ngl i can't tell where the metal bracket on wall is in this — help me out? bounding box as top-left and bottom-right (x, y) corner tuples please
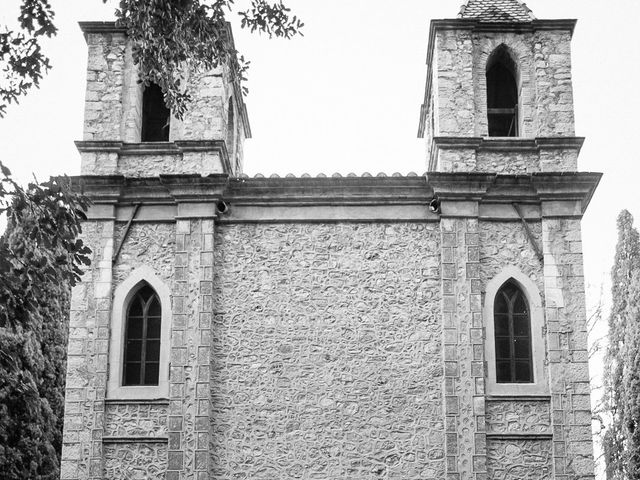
(112, 203), (141, 265)
(511, 202), (544, 263)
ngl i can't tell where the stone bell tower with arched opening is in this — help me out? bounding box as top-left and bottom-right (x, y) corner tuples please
(62, 2), (598, 479)
(417, 1), (597, 479)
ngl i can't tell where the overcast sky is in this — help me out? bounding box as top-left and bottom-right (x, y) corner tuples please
(1, 0), (638, 473)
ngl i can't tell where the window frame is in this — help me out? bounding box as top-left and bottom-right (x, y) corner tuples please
(485, 44), (521, 138)
(108, 267), (171, 400)
(484, 267), (548, 395)
(141, 81), (171, 142)
(493, 281), (533, 383)
(122, 285), (162, 386)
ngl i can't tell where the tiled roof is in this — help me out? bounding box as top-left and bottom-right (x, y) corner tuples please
(458, 0), (536, 22)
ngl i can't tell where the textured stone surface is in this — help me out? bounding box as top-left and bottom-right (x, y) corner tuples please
(103, 443), (167, 479)
(435, 147), (578, 174)
(212, 223), (444, 479)
(447, 30), (575, 138)
(83, 33), (126, 141)
(533, 31), (576, 137)
(440, 218), (487, 478)
(61, 220), (115, 480)
(80, 30), (246, 177)
(434, 30), (475, 137)
(167, 219), (216, 479)
(542, 219), (594, 478)
(480, 220), (543, 290)
(104, 404), (168, 438)
(426, 25), (576, 172)
(113, 223), (176, 284)
(80, 151), (226, 177)
(486, 401), (551, 434)
(486, 439), (553, 479)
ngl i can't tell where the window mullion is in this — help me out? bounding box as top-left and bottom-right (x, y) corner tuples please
(140, 298), (149, 385)
(508, 295), (516, 382)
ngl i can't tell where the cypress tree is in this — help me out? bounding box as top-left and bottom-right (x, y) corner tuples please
(603, 209), (640, 479)
(0, 215), (71, 479)
(0, 164), (90, 479)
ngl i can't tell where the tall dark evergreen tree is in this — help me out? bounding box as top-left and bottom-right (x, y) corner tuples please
(603, 209), (640, 479)
(0, 164), (90, 479)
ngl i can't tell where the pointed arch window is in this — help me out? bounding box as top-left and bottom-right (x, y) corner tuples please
(486, 46), (519, 137)
(141, 82), (170, 142)
(493, 281), (533, 383)
(123, 284), (162, 386)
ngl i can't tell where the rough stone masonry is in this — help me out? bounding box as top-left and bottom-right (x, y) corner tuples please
(61, 1), (599, 479)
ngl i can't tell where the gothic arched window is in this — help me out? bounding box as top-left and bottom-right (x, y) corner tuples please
(493, 281), (533, 383)
(123, 284), (162, 386)
(141, 82), (170, 142)
(486, 46), (519, 137)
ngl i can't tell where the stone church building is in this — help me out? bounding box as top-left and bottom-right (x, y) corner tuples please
(61, 0), (599, 478)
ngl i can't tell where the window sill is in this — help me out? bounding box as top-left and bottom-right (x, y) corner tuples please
(485, 381), (549, 396)
(106, 385), (168, 400)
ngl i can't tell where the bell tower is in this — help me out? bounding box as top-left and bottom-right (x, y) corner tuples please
(76, 21), (250, 177)
(417, 2), (597, 480)
(418, 0), (583, 174)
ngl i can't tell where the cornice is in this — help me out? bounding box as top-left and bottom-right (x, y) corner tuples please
(78, 21), (127, 39)
(417, 18), (577, 138)
(71, 171), (601, 218)
(432, 136), (584, 151)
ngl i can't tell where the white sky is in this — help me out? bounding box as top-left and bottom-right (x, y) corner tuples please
(0, 0), (638, 472)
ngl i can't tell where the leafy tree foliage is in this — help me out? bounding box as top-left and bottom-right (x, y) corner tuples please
(0, 164), (90, 479)
(603, 209), (640, 479)
(1, 0), (303, 118)
(0, 0), (57, 117)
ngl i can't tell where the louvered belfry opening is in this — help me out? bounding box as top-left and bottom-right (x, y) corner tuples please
(486, 45), (519, 137)
(123, 284), (162, 386)
(141, 82), (170, 142)
(494, 281), (533, 383)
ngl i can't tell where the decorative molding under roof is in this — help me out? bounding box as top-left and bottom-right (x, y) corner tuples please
(70, 171), (602, 220)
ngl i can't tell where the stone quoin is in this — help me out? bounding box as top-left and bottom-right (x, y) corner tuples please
(61, 0), (599, 479)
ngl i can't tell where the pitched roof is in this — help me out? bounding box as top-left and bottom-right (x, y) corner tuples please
(458, 0), (536, 22)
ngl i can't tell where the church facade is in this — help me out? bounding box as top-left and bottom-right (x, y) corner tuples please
(61, 1), (599, 479)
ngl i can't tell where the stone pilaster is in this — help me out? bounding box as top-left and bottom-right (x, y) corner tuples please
(541, 218), (594, 480)
(167, 218), (215, 480)
(61, 220), (114, 480)
(441, 217), (486, 480)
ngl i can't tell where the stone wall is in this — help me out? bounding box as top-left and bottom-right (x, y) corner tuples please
(434, 29), (476, 137)
(84, 33), (127, 141)
(533, 31), (576, 137)
(61, 212), (595, 479)
(542, 219), (594, 478)
(61, 220), (115, 480)
(433, 143), (579, 173)
(431, 29), (575, 139)
(439, 218), (487, 479)
(212, 223), (444, 479)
